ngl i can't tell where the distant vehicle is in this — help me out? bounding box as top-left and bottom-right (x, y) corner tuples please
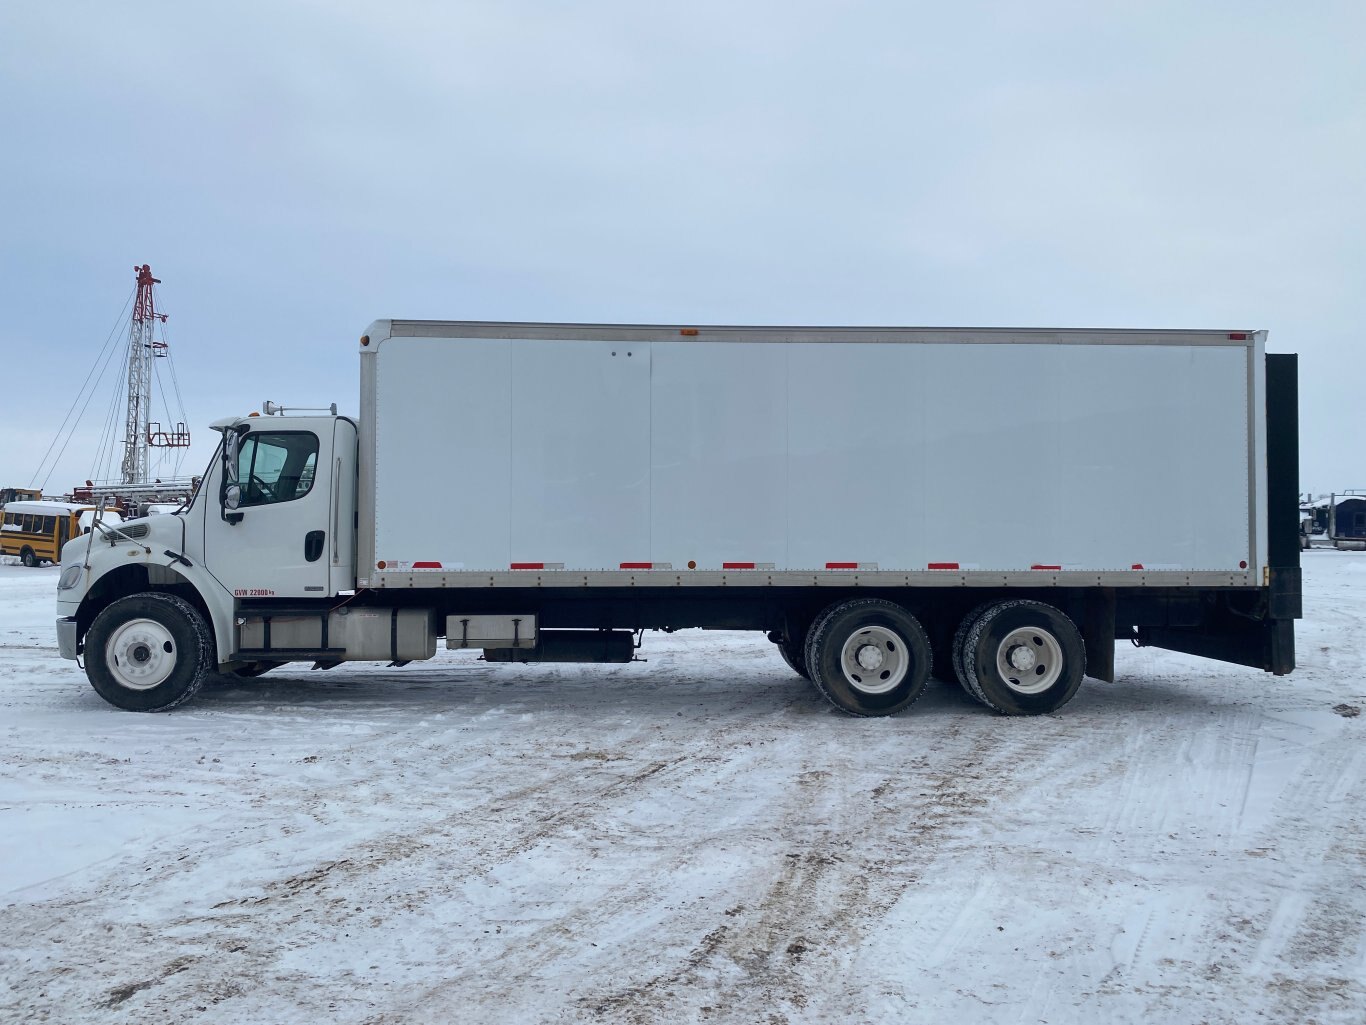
(0, 487), (41, 508)
(2, 501), (122, 567)
(56, 321), (1301, 716)
(1328, 492), (1366, 550)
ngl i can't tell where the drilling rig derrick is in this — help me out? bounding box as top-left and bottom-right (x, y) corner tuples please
(120, 264), (189, 486)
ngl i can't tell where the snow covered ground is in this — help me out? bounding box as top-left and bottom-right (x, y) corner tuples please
(1, 557), (1363, 1024)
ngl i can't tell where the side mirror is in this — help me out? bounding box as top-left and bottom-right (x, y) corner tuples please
(223, 429), (241, 487)
(220, 425), (247, 524)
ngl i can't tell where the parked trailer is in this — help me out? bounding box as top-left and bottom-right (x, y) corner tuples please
(1328, 492), (1366, 550)
(55, 322), (1302, 716)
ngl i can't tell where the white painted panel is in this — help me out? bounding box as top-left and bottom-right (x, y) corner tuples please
(787, 343), (928, 568)
(919, 344), (1067, 569)
(918, 343), (1248, 571)
(373, 337), (511, 570)
(510, 341), (651, 568)
(651, 342), (788, 568)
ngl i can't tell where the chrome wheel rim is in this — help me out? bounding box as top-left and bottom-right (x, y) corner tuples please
(995, 626), (1063, 694)
(106, 618), (177, 691)
(839, 625), (908, 694)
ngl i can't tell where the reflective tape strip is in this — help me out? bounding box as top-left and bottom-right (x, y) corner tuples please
(1030, 564), (1061, 571)
(928, 562), (959, 570)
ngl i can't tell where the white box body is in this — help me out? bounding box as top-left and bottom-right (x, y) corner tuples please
(358, 323), (1265, 587)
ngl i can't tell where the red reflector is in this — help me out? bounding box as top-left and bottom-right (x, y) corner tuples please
(723, 562), (756, 570)
(510, 562), (544, 570)
(620, 562), (653, 570)
(1228, 332), (1248, 340)
(928, 562), (959, 570)
(1131, 563), (1144, 570)
(412, 561), (442, 569)
(680, 328), (699, 336)
(825, 562), (858, 570)
(1030, 564), (1061, 571)
(1239, 560), (1248, 569)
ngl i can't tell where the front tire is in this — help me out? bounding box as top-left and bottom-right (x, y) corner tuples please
(804, 598), (931, 716)
(85, 593), (214, 712)
(960, 600), (1085, 715)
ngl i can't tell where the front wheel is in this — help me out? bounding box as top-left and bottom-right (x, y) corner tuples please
(804, 598), (932, 716)
(85, 593), (214, 712)
(960, 600), (1085, 715)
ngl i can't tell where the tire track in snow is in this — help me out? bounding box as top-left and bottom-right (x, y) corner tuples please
(1, 682), (819, 1023)
(568, 724), (1067, 1024)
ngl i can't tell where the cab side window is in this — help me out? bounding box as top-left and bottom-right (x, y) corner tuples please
(236, 432), (320, 507)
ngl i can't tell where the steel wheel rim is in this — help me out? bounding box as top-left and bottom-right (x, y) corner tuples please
(839, 625), (909, 694)
(995, 626), (1063, 694)
(106, 617), (177, 691)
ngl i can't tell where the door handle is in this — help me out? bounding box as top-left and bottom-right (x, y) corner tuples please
(305, 530), (325, 562)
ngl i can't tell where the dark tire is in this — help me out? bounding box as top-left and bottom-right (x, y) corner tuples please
(85, 593), (214, 712)
(804, 598), (932, 716)
(960, 600), (1085, 715)
(951, 601), (996, 696)
(927, 617), (958, 683)
(775, 636), (811, 681)
(20, 548), (38, 568)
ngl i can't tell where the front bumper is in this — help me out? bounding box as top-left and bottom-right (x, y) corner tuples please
(56, 617), (80, 661)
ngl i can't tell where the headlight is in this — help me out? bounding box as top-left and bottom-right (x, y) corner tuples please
(58, 565), (84, 591)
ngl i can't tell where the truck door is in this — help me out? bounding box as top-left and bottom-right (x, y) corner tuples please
(328, 417), (357, 594)
(202, 425), (337, 599)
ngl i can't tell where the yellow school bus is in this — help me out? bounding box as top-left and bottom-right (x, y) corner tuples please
(1, 487), (42, 506)
(0, 501), (120, 567)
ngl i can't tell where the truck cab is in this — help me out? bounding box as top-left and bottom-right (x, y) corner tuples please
(55, 409), (357, 710)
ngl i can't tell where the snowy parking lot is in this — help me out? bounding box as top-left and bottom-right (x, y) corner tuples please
(1, 556), (1363, 1024)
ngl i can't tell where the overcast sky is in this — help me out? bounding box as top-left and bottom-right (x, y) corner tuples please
(2, 1), (1362, 493)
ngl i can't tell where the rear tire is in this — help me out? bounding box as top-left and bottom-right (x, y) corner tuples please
(775, 636), (811, 681)
(85, 593), (214, 712)
(20, 548), (38, 568)
(951, 601), (996, 698)
(804, 598), (931, 716)
(960, 600), (1085, 715)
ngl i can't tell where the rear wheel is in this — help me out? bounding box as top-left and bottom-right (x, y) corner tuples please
(85, 593), (214, 712)
(951, 601), (996, 698)
(960, 600), (1085, 715)
(20, 548), (38, 568)
(804, 598), (931, 716)
(774, 634), (811, 681)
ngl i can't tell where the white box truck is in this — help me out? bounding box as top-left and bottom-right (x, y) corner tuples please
(55, 321), (1302, 716)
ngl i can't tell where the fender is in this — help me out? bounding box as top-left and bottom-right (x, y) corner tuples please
(71, 547), (238, 667)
